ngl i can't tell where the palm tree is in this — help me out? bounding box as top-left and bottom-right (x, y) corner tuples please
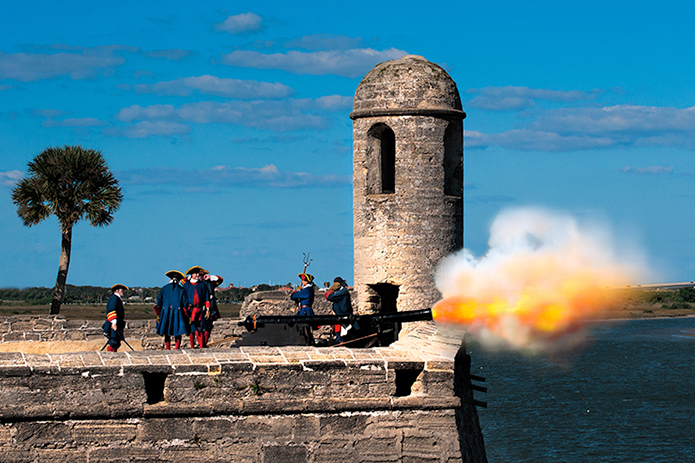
(12, 146), (123, 314)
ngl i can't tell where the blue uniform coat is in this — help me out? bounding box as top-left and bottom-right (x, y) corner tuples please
(326, 287), (359, 330)
(105, 293), (125, 349)
(156, 282), (190, 336)
(291, 285), (315, 316)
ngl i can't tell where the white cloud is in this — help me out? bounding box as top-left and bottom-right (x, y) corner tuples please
(220, 48), (408, 78)
(215, 12), (263, 34)
(469, 104), (695, 152)
(0, 170), (23, 186)
(492, 129), (614, 152)
(621, 165), (674, 175)
(42, 118), (107, 127)
(143, 49), (192, 61)
(112, 97), (343, 136)
(466, 86), (597, 111)
(283, 34), (363, 51)
(314, 95), (353, 110)
(117, 164), (350, 188)
(529, 105), (695, 135)
(0, 45), (193, 82)
(134, 75), (293, 99)
(468, 96), (536, 111)
(0, 49), (125, 81)
(104, 121), (191, 138)
(115, 104), (177, 122)
(33, 109), (64, 118)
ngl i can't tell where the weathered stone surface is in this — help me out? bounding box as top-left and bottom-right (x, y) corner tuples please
(137, 418), (193, 442)
(35, 449), (88, 462)
(0, 450), (35, 463)
(262, 445), (307, 463)
(87, 447), (161, 462)
(352, 55), (464, 315)
(14, 422), (72, 446)
(0, 426), (11, 446)
(72, 421), (137, 444)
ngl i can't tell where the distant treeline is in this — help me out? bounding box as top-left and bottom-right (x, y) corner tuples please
(623, 287), (695, 310)
(0, 283), (287, 305)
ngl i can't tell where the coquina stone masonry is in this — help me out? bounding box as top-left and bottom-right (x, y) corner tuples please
(0, 315), (243, 350)
(351, 55), (465, 315)
(0, 322), (486, 462)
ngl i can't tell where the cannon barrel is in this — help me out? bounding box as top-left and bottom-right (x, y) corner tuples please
(238, 308), (432, 332)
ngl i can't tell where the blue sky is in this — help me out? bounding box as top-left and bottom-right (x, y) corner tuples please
(1, 0), (694, 289)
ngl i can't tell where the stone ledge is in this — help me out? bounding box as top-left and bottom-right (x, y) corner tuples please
(0, 323), (466, 423)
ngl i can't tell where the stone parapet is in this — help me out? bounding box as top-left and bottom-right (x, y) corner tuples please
(0, 322), (462, 422)
(0, 322), (486, 462)
(0, 315), (246, 350)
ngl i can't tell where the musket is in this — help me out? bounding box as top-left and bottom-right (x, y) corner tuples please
(100, 329), (136, 352)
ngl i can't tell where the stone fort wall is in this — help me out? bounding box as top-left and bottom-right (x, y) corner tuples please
(0, 321), (486, 462)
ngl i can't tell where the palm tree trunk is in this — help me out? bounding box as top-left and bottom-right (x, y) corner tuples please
(50, 226), (72, 315)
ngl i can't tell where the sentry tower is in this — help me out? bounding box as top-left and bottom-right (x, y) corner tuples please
(350, 55), (465, 315)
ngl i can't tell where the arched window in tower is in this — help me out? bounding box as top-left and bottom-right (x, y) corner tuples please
(443, 122), (463, 197)
(366, 124), (396, 195)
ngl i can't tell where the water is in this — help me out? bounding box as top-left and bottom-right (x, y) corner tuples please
(469, 318), (695, 463)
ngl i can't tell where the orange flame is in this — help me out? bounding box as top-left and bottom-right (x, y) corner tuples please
(433, 277), (620, 339)
(433, 207), (648, 350)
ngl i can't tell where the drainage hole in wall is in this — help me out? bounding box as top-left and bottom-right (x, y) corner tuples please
(394, 368), (422, 397)
(143, 372), (168, 404)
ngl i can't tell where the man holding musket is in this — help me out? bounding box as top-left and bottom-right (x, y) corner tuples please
(105, 284), (128, 352)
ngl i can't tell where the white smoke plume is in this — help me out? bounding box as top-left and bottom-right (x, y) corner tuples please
(433, 207), (650, 352)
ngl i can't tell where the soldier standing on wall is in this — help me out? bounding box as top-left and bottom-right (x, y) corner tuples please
(325, 277), (357, 344)
(291, 272), (315, 316)
(183, 266), (212, 348)
(104, 284), (128, 352)
(153, 270), (189, 350)
(291, 272), (316, 345)
(200, 269), (222, 347)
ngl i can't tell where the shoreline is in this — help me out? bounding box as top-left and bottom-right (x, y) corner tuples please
(592, 313), (695, 322)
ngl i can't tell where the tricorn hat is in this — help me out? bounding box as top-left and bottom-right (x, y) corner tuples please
(199, 268), (210, 276)
(111, 283), (129, 292)
(298, 273), (314, 283)
(333, 277), (347, 286)
(166, 270), (185, 281)
(186, 266), (202, 275)
(209, 275), (224, 287)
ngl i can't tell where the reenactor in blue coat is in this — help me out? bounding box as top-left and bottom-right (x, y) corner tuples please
(154, 270), (190, 350)
(183, 266), (212, 348)
(200, 269), (222, 347)
(325, 277), (357, 343)
(291, 273), (315, 316)
(105, 284), (128, 352)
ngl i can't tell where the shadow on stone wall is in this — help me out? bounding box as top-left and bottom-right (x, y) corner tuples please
(455, 340), (489, 463)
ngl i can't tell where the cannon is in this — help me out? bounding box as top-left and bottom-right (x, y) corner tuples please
(235, 308), (433, 347)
